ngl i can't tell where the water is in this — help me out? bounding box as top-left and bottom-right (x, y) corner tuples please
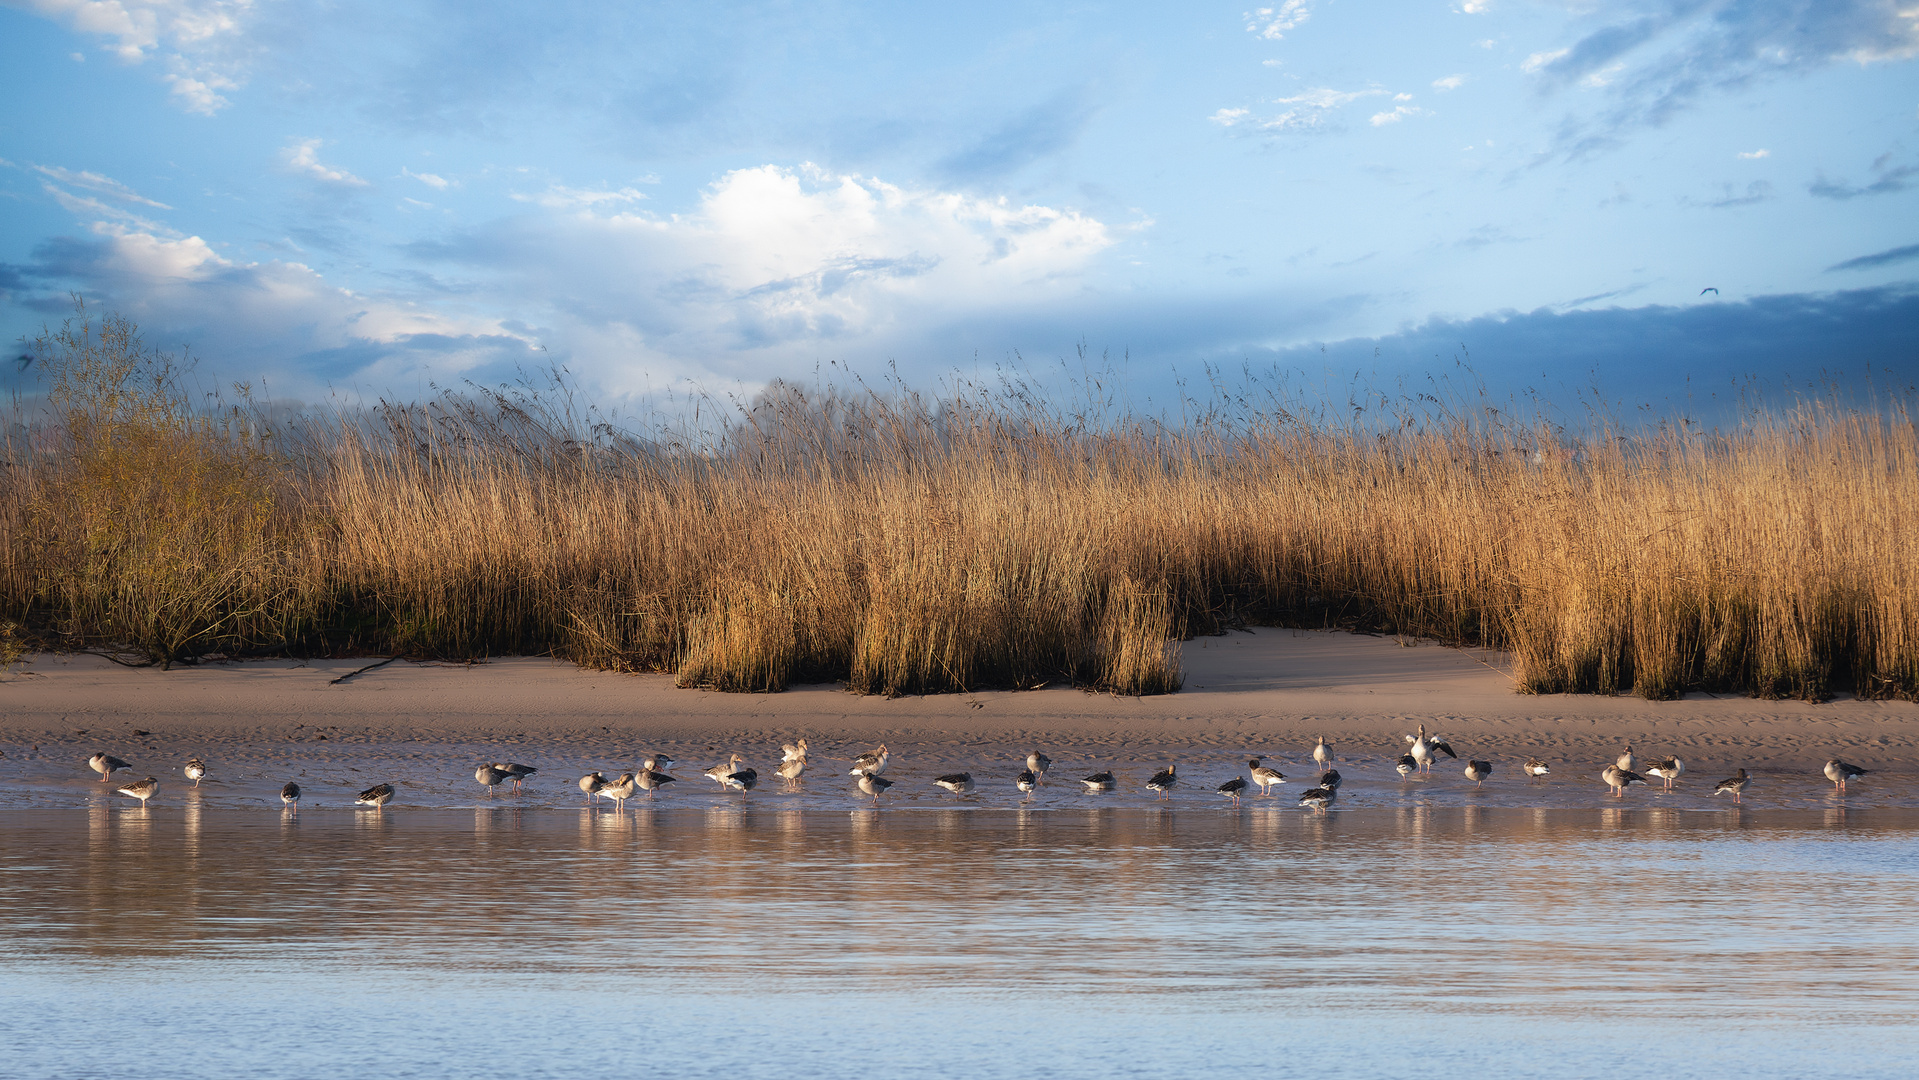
(3, 805), (1917, 1079)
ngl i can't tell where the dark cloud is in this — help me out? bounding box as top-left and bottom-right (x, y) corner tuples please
(1534, 1), (1919, 162)
(936, 86), (1101, 182)
(1828, 243), (1919, 271)
(1809, 160), (1919, 200)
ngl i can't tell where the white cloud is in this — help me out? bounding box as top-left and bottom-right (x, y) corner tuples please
(510, 184), (649, 209)
(403, 167), (450, 190)
(1370, 105), (1431, 126)
(31, 165), (171, 208)
(1432, 74), (1467, 91)
(282, 139), (369, 187)
(1581, 63), (1625, 89)
(1457, 0), (1490, 12)
(42, 183), (175, 235)
(1739, 148), (1771, 159)
(1219, 87), (1388, 133)
(1523, 48), (1570, 74)
(1244, 1), (1311, 41)
(18, 0), (256, 114)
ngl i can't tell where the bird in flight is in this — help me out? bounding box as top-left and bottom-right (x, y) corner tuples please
(1700, 287), (1719, 295)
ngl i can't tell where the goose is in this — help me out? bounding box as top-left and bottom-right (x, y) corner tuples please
(1249, 758), (1287, 796)
(1464, 760), (1492, 788)
(642, 754), (676, 773)
(1298, 785), (1336, 813)
(849, 746), (890, 777)
(184, 758), (207, 787)
(1643, 757), (1684, 791)
(1079, 771), (1116, 793)
(857, 773), (894, 801)
(1146, 764), (1178, 798)
(475, 764), (512, 797)
(1216, 776), (1248, 805)
(89, 753), (131, 783)
(117, 777), (159, 806)
(600, 772), (638, 810)
(721, 765), (758, 797)
(579, 771), (607, 803)
(775, 758), (806, 788)
(356, 783), (395, 810)
(493, 762), (537, 791)
(1427, 735), (1458, 763)
(780, 740), (809, 765)
(1616, 745), (1637, 772)
(1317, 769), (1343, 791)
(1016, 769), (1037, 794)
(637, 770), (676, 798)
(1523, 759), (1550, 781)
(1713, 769), (1749, 804)
(1601, 766), (1647, 798)
(934, 772), (975, 796)
(1395, 754), (1418, 779)
(281, 781), (301, 808)
(706, 754), (746, 786)
(1312, 735), (1332, 768)
(1026, 750), (1052, 785)
(1823, 759), (1866, 791)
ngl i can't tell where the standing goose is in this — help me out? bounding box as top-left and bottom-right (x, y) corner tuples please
(1643, 757), (1683, 791)
(1823, 759), (1866, 792)
(1079, 771), (1116, 793)
(849, 745), (890, 778)
(89, 753), (131, 783)
(1016, 769), (1037, 795)
(1464, 760), (1492, 788)
(780, 740), (809, 765)
(1298, 785), (1336, 813)
(600, 772), (638, 810)
(1146, 764), (1178, 799)
(857, 773), (894, 802)
(1216, 776), (1248, 805)
(1312, 735), (1332, 769)
(117, 777), (160, 806)
(1249, 758), (1287, 796)
(475, 764), (512, 797)
(1616, 745), (1637, 772)
(637, 769), (676, 798)
(281, 781), (301, 809)
(579, 771), (607, 803)
(1026, 750), (1052, 785)
(356, 783), (395, 810)
(774, 757), (806, 789)
(934, 772), (976, 796)
(1395, 755), (1418, 780)
(1523, 759), (1551, 782)
(184, 758), (207, 787)
(1714, 769), (1749, 804)
(706, 754), (746, 787)
(493, 762), (537, 792)
(721, 764), (758, 797)
(1601, 766), (1647, 798)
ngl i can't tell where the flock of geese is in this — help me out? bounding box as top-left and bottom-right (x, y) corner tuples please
(79, 725), (1875, 811)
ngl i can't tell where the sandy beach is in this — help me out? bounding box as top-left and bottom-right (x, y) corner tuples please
(4, 629), (1914, 811)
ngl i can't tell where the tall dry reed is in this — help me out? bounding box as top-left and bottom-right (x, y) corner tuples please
(3, 307), (1913, 700)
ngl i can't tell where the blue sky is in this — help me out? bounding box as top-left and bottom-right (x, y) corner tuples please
(2, 0), (1915, 416)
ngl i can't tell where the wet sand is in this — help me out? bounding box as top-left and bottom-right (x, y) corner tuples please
(3, 629), (1914, 810)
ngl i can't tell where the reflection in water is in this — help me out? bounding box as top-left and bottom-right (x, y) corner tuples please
(2, 808), (1916, 1080)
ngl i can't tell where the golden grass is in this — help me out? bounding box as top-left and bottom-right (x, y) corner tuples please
(3, 307), (1914, 700)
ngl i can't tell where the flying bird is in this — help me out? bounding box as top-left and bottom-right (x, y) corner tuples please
(1700, 287), (1719, 295)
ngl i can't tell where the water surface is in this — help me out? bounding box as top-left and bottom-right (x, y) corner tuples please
(3, 806), (1915, 1079)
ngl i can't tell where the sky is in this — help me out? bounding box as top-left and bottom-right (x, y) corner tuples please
(1, 0), (1916, 420)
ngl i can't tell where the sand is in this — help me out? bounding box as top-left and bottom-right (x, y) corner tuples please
(3, 629), (1914, 810)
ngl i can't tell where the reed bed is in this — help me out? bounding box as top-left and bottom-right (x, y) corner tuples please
(3, 308), (1914, 701)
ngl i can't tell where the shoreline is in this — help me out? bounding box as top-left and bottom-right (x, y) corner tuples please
(4, 629), (1914, 812)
